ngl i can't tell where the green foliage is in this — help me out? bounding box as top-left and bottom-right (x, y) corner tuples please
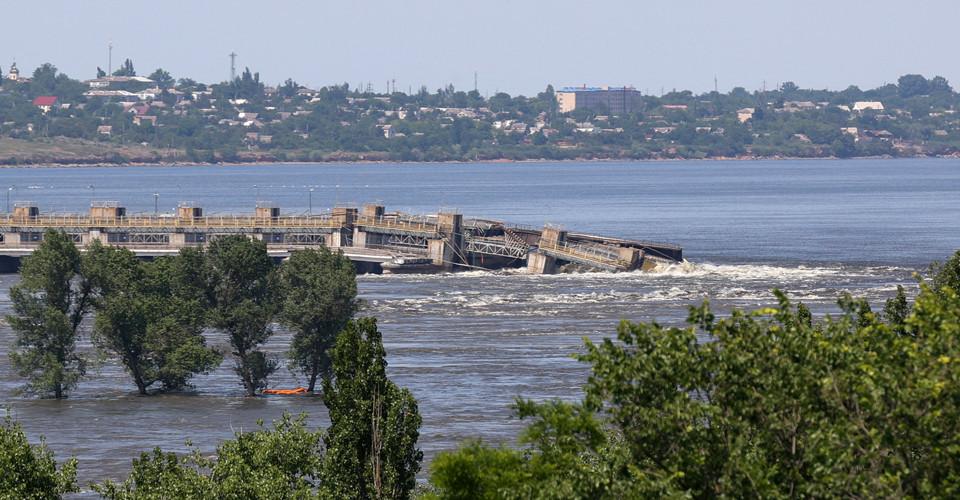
(204, 235), (278, 396)
(94, 413), (323, 499)
(279, 248), (358, 392)
(87, 244), (221, 394)
(147, 68), (174, 88)
(321, 318), (423, 499)
(6, 58), (960, 163)
(0, 415), (78, 499)
(431, 279), (960, 498)
(113, 58), (136, 77)
(931, 249), (960, 298)
(428, 442), (527, 499)
(6, 230), (91, 398)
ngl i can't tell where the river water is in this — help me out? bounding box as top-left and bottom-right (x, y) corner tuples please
(1, 158), (958, 491)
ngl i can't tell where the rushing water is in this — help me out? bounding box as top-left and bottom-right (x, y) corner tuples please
(1, 158), (959, 491)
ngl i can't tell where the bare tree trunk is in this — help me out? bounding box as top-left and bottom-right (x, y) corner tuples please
(307, 356), (319, 393)
(371, 386), (383, 497)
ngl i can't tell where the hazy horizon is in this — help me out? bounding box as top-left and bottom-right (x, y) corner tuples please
(1, 0), (957, 96)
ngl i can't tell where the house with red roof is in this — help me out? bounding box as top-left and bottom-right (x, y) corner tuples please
(32, 96), (58, 113)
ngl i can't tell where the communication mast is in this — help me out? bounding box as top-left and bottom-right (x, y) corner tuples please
(229, 52), (237, 81)
(108, 42), (113, 75)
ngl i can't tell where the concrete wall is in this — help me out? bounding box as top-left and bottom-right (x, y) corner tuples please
(527, 251), (557, 274)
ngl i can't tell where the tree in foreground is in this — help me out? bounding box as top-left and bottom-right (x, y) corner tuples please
(0, 415), (78, 499)
(87, 245), (221, 394)
(279, 248), (358, 392)
(321, 318), (423, 500)
(204, 235), (278, 396)
(430, 267), (960, 498)
(94, 413), (323, 499)
(96, 318), (422, 498)
(7, 230), (92, 398)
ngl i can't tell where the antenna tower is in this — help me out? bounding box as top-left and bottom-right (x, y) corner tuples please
(229, 52), (237, 80)
(108, 42), (113, 75)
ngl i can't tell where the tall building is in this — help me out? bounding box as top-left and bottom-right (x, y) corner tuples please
(555, 86), (642, 115)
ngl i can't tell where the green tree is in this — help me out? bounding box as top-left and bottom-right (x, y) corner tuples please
(204, 235), (278, 396)
(86, 245), (221, 394)
(94, 413), (323, 499)
(898, 74), (930, 98)
(113, 58), (136, 77)
(431, 281), (960, 498)
(7, 230), (92, 398)
(279, 248), (358, 392)
(321, 318), (423, 499)
(0, 415), (78, 499)
(832, 133), (857, 158)
(930, 249), (960, 298)
(147, 68), (174, 88)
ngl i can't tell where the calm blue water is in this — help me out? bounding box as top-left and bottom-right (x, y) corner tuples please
(1, 158), (958, 492)
(4, 158), (958, 265)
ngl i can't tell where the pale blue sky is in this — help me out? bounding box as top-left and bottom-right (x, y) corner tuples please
(1, 0), (956, 96)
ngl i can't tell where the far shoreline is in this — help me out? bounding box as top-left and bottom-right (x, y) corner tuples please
(2, 153), (960, 169)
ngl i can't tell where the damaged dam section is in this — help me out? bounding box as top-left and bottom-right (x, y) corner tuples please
(0, 201), (682, 274)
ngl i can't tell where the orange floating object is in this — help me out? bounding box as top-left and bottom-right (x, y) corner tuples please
(262, 387), (309, 395)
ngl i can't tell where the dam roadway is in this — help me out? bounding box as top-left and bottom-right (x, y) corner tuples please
(0, 201), (683, 274)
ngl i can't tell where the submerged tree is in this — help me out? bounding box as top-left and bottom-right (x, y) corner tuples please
(279, 248), (358, 392)
(7, 230), (92, 398)
(321, 318), (422, 499)
(204, 235), (278, 396)
(0, 415), (78, 498)
(87, 244), (221, 394)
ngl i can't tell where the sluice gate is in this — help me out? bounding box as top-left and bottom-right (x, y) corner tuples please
(0, 202), (683, 274)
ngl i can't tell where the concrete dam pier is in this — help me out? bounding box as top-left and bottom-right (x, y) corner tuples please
(0, 201), (683, 274)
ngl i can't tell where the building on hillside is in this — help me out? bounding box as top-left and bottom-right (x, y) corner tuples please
(85, 76), (155, 88)
(6, 62), (20, 81)
(736, 108), (755, 123)
(555, 86), (642, 115)
(32, 96), (58, 113)
(853, 101), (884, 112)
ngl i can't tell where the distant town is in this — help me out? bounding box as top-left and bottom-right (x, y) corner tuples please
(1, 59), (959, 165)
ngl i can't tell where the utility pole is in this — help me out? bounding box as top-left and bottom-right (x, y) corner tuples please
(474, 71), (478, 93)
(108, 42), (113, 75)
(229, 52), (237, 81)
(714, 75), (718, 93)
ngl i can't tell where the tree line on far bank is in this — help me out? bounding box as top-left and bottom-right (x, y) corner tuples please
(6, 230), (357, 398)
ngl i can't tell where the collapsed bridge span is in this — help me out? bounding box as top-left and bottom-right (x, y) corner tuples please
(0, 201), (682, 274)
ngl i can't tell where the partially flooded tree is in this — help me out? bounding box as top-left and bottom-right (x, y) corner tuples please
(7, 230), (92, 398)
(321, 318), (422, 499)
(204, 235), (278, 396)
(87, 244), (221, 394)
(279, 248), (358, 392)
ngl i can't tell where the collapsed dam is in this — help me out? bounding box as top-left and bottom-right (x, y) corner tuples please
(0, 201), (683, 274)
